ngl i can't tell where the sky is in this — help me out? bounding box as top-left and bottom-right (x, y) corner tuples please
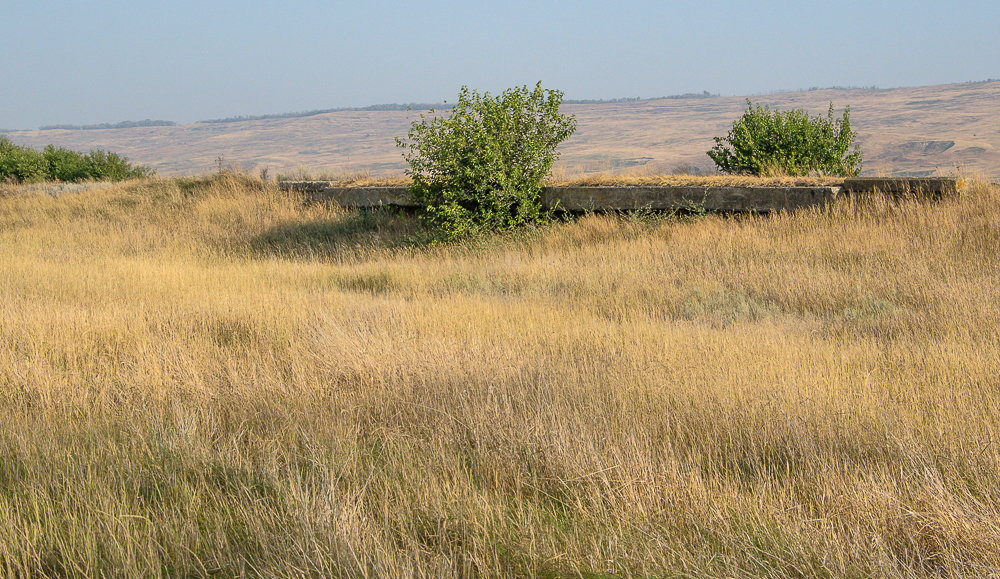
(2, 0), (998, 129)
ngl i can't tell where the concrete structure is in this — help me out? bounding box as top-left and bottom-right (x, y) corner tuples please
(542, 186), (842, 212)
(841, 177), (964, 197)
(279, 178), (963, 212)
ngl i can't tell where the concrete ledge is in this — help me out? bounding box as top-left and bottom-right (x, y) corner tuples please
(314, 186), (416, 208)
(543, 186), (842, 212)
(279, 178), (963, 212)
(842, 177), (964, 196)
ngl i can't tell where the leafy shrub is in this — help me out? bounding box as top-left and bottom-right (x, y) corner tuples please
(396, 82), (576, 240)
(82, 149), (153, 181)
(0, 137), (48, 183)
(0, 137), (151, 183)
(707, 100), (862, 176)
(43, 145), (90, 182)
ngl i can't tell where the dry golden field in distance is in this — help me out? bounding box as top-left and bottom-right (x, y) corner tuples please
(4, 80), (1000, 179)
(1, 174), (999, 576)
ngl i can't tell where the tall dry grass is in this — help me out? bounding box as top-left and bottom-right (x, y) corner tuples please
(1, 173), (998, 577)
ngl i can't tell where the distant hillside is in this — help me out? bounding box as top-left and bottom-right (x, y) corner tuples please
(38, 119), (177, 131)
(198, 104), (452, 124)
(565, 91), (716, 104)
(197, 93), (722, 125)
(5, 81), (999, 178)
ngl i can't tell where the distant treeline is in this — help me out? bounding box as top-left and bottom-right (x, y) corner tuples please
(199, 93), (722, 124)
(807, 85), (883, 92)
(750, 85), (886, 97)
(565, 91), (717, 104)
(39, 119), (177, 131)
(199, 104), (453, 124)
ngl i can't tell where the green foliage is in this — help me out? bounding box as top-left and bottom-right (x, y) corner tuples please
(82, 149), (153, 181)
(396, 82), (576, 240)
(0, 137), (48, 183)
(0, 137), (152, 183)
(43, 145), (90, 182)
(707, 100), (862, 176)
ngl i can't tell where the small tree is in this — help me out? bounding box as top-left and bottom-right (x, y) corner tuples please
(396, 82), (576, 240)
(707, 100), (862, 176)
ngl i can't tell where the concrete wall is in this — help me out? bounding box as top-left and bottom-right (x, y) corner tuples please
(279, 178), (962, 212)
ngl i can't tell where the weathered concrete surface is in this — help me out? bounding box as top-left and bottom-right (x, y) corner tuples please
(315, 187), (417, 208)
(279, 178), (963, 212)
(842, 177), (965, 196)
(280, 182), (843, 212)
(543, 186), (842, 212)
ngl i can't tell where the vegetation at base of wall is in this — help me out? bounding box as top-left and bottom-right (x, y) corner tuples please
(0, 136), (152, 183)
(397, 82), (577, 240)
(708, 99), (862, 177)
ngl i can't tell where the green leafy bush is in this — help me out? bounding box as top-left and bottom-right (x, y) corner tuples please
(0, 137), (48, 183)
(0, 136), (152, 183)
(707, 100), (862, 176)
(396, 82), (576, 240)
(43, 145), (90, 182)
(82, 149), (153, 181)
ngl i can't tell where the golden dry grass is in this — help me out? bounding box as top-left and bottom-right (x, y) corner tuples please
(1, 173), (999, 577)
(275, 167), (413, 187)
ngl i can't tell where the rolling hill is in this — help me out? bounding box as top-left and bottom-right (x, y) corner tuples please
(4, 80), (999, 178)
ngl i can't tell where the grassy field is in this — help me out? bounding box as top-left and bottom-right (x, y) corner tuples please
(1, 174), (998, 577)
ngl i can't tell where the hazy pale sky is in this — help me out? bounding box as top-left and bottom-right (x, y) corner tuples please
(2, 0), (997, 129)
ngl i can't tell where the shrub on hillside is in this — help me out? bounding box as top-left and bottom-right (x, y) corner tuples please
(707, 100), (862, 177)
(43, 145), (91, 182)
(81, 149), (153, 181)
(396, 82), (576, 240)
(0, 137), (48, 183)
(0, 137), (152, 183)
